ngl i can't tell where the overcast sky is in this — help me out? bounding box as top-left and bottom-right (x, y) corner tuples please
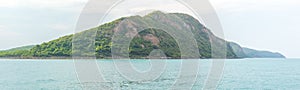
(0, 0), (299, 58)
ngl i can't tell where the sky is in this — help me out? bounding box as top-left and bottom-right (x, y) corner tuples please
(0, 0), (299, 58)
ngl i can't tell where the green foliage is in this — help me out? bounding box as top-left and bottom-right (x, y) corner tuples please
(3, 45), (35, 51)
(0, 45), (35, 57)
(0, 50), (29, 57)
(30, 35), (73, 57)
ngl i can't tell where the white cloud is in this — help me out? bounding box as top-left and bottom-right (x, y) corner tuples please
(0, 25), (20, 37)
(49, 23), (72, 31)
(0, 25), (4, 30)
(101, 0), (202, 24)
(48, 23), (74, 32)
(0, 0), (88, 8)
(0, 0), (18, 8)
(209, 0), (300, 12)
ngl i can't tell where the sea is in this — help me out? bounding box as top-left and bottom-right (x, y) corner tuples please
(0, 58), (299, 90)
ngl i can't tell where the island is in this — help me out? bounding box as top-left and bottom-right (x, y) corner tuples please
(0, 11), (285, 59)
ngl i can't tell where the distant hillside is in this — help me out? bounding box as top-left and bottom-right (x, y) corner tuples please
(1, 45), (35, 51)
(228, 42), (247, 58)
(0, 11), (285, 59)
(242, 48), (285, 58)
(0, 45), (35, 57)
(228, 42), (285, 58)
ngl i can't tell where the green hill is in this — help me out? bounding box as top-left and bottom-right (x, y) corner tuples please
(0, 45), (35, 57)
(0, 11), (285, 59)
(1, 45), (35, 51)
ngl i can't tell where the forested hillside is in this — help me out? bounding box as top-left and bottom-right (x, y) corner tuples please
(0, 11), (285, 59)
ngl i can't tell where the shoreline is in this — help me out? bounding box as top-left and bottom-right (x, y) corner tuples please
(0, 57), (284, 60)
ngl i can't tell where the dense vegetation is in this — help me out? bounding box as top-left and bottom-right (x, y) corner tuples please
(0, 45), (34, 57)
(0, 11), (285, 59)
(30, 35), (73, 57)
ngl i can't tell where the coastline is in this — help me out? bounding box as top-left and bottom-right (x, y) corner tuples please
(0, 56), (255, 60)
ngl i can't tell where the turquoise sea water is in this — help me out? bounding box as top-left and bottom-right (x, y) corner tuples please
(0, 59), (299, 90)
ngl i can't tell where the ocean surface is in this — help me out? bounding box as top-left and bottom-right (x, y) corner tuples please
(0, 58), (299, 90)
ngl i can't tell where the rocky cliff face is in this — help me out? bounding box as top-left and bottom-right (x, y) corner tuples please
(103, 11), (237, 58)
